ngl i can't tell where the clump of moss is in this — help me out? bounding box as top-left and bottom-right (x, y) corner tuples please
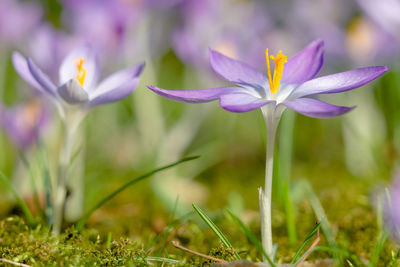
(184, 243), (236, 267)
(0, 216), (152, 266)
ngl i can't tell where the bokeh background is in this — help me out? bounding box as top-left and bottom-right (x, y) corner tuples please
(1, 0), (400, 263)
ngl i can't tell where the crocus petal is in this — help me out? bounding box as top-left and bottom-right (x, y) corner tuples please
(88, 78), (139, 107)
(282, 98), (355, 118)
(27, 58), (57, 97)
(59, 44), (99, 90)
(57, 79), (89, 105)
(147, 85), (245, 103)
(209, 49), (267, 85)
(88, 63), (144, 107)
(289, 66), (389, 99)
(219, 93), (274, 113)
(12, 52), (43, 92)
(282, 39), (324, 85)
(90, 63), (144, 99)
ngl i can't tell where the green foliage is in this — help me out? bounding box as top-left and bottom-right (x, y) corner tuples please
(226, 209), (276, 267)
(0, 171), (35, 226)
(0, 216), (188, 266)
(291, 222), (321, 264)
(192, 203), (241, 260)
(199, 244), (237, 267)
(76, 156), (199, 230)
(0, 217), (147, 266)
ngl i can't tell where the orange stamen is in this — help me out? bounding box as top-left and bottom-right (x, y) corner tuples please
(74, 58), (87, 87)
(265, 49), (287, 95)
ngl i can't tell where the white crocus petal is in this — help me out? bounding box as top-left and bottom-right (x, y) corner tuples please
(274, 83), (297, 104)
(59, 45), (99, 90)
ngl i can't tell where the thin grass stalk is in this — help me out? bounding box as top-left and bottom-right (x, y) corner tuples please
(18, 150), (42, 218)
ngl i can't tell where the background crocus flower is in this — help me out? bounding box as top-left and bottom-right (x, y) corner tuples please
(147, 39), (388, 259)
(356, 0), (400, 40)
(348, 0), (400, 64)
(384, 174), (400, 242)
(12, 44), (145, 235)
(0, 0), (42, 47)
(172, 0), (272, 71)
(61, 0), (143, 59)
(0, 99), (47, 150)
(382, 169), (400, 243)
(12, 45), (144, 122)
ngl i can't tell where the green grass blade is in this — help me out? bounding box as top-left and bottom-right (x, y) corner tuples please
(369, 232), (389, 267)
(76, 156), (199, 230)
(38, 139), (53, 225)
(156, 196), (180, 257)
(291, 222), (321, 264)
(192, 203), (241, 260)
(145, 211), (193, 252)
(146, 256), (180, 264)
(18, 150), (43, 219)
(283, 181), (297, 246)
(313, 246), (364, 266)
(297, 179), (338, 259)
(226, 209), (275, 267)
(0, 170), (35, 225)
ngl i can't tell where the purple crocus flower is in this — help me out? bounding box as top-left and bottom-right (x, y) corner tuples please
(348, 0), (400, 63)
(147, 39), (388, 260)
(148, 39), (387, 118)
(61, 0), (143, 59)
(12, 44), (144, 235)
(384, 175), (400, 241)
(12, 45), (144, 120)
(0, 0), (42, 47)
(0, 99), (47, 150)
(172, 0), (271, 71)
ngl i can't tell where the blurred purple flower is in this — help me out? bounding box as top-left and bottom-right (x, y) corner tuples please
(12, 45), (144, 115)
(348, 0), (400, 63)
(172, 0), (271, 70)
(28, 24), (77, 81)
(145, 0), (182, 9)
(148, 39), (388, 118)
(0, 0), (42, 46)
(61, 0), (142, 57)
(356, 0), (400, 38)
(0, 99), (47, 150)
(384, 176), (400, 241)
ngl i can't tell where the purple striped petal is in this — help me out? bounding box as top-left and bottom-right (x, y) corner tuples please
(147, 86), (244, 103)
(88, 63), (145, 107)
(209, 49), (267, 85)
(12, 52), (43, 93)
(27, 58), (57, 97)
(219, 93), (274, 113)
(88, 78), (139, 107)
(282, 39), (324, 85)
(290, 66), (389, 99)
(59, 44), (99, 90)
(282, 98), (355, 118)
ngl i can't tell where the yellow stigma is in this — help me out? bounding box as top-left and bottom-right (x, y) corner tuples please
(265, 49), (287, 95)
(74, 58), (87, 87)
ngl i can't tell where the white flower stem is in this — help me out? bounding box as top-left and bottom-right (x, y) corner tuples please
(259, 105), (282, 261)
(52, 124), (74, 235)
